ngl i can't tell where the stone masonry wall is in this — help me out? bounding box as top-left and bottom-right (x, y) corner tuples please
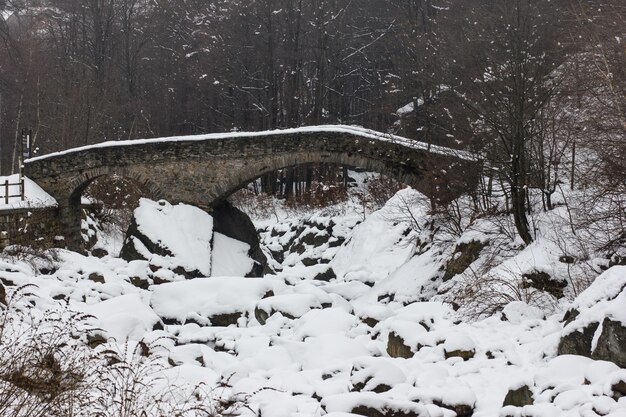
(26, 131), (477, 207)
(0, 207), (64, 250)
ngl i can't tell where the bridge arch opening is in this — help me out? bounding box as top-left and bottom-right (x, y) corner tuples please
(65, 172), (163, 254)
(225, 162), (413, 219)
(203, 152), (438, 208)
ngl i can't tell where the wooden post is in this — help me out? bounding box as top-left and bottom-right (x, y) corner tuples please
(4, 180), (7, 204)
(18, 128), (30, 203)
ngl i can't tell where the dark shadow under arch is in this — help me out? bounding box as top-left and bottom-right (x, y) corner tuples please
(65, 168), (164, 207)
(212, 161), (425, 207)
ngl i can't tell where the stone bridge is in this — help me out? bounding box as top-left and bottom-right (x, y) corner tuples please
(24, 125), (479, 250)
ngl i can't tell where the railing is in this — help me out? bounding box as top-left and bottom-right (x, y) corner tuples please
(1, 128), (31, 205)
(2, 178), (25, 204)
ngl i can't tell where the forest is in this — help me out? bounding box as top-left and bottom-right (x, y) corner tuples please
(0, 0), (624, 245)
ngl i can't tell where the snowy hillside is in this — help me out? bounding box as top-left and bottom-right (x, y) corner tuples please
(0, 187), (624, 416)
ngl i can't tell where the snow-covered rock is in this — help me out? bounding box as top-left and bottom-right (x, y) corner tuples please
(443, 332), (476, 361)
(74, 293), (161, 342)
(120, 198), (259, 279)
(350, 357), (406, 393)
(558, 266), (626, 367)
(150, 277), (275, 326)
(322, 392), (431, 417)
(331, 189), (426, 282)
(120, 199), (214, 278)
(255, 293), (327, 323)
(294, 308), (359, 340)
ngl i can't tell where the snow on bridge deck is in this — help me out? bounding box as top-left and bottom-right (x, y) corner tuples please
(25, 125), (478, 163)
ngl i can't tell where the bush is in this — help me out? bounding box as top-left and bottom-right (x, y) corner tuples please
(441, 258), (558, 320)
(0, 246), (60, 274)
(0, 285), (93, 417)
(91, 341), (250, 417)
(0, 286), (250, 417)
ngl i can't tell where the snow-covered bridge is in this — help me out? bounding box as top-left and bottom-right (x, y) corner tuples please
(24, 125), (478, 250)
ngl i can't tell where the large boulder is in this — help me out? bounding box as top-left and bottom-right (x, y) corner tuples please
(210, 200), (267, 276)
(557, 266), (626, 367)
(120, 199), (213, 279)
(120, 199), (262, 279)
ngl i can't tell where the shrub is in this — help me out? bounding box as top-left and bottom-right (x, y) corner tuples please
(0, 286), (93, 417)
(441, 258), (558, 320)
(0, 286), (250, 416)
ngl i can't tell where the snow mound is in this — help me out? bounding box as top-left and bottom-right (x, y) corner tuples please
(331, 188), (428, 282)
(502, 301), (546, 324)
(150, 277), (274, 325)
(294, 308), (359, 340)
(75, 293), (160, 342)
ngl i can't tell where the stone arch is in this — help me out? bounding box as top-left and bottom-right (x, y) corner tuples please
(54, 167), (166, 251)
(64, 166), (165, 207)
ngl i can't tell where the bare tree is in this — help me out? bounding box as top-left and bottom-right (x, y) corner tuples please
(455, 0), (568, 245)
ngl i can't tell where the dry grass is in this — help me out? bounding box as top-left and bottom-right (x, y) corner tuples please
(0, 286), (250, 417)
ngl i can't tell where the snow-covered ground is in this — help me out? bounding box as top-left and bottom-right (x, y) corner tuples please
(0, 185), (624, 416)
